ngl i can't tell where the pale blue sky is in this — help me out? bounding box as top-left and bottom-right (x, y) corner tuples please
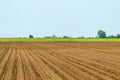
(0, 0), (120, 37)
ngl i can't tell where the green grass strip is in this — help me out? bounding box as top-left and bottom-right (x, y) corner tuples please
(0, 38), (120, 42)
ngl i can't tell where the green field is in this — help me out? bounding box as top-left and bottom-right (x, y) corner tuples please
(0, 38), (120, 42)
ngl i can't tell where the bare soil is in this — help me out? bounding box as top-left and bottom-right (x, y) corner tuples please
(0, 42), (120, 80)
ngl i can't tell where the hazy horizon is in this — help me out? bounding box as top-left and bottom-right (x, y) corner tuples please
(0, 0), (120, 37)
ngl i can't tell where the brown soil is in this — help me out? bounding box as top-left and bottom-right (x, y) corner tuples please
(0, 42), (120, 80)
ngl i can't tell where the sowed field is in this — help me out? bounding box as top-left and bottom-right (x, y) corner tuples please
(0, 42), (120, 80)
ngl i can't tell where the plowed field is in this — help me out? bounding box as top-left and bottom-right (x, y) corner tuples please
(0, 42), (120, 80)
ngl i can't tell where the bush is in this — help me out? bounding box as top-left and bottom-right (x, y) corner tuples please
(29, 35), (34, 38)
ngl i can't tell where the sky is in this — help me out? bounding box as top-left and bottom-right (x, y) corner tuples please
(0, 0), (120, 38)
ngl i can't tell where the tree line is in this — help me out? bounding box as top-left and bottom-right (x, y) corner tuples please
(97, 30), (120, 38)
(29, 30), (120, 38)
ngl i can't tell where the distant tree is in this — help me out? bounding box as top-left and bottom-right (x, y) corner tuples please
(29, 35), (34, 38)
(78, 36), (85, 38)
(52, 35), (57, 38)
(117, 34), (120, 38)
(44, 36), (51, 38)
(63, 36), (71, 38)
(97, 30), (106, 38)
(88, 37), (94, 39)
(108, 35), (116, 38)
